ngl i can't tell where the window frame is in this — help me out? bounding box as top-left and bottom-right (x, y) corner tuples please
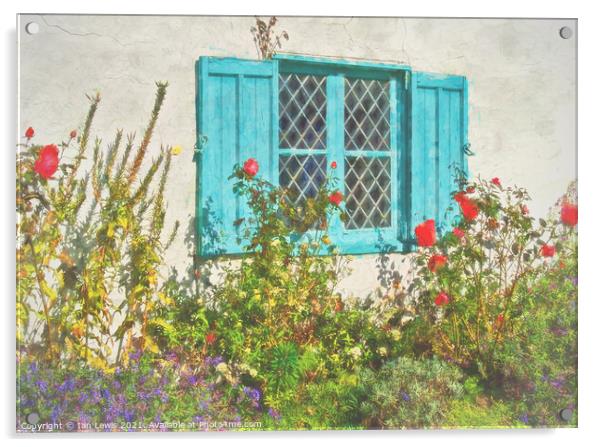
(275, 55), (411, 254)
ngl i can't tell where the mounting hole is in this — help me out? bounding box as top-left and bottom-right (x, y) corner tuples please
(559, 408), (573, 422)
(26, 412), (40, 424)
(559, 26), (573, 39)
(25, 22), (40, 35)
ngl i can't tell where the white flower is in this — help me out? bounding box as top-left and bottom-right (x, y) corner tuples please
(349, 346), (362, 360)
(216, 362), (229, 374)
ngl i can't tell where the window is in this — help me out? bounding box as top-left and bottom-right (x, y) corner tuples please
(278, 73), (328, 206)
(343, 78), (392, 230)
(195, 55), (468, 257)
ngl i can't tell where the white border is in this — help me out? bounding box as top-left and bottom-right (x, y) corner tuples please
(2, 1), (599, 446)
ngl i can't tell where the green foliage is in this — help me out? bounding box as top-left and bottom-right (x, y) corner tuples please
(444, 398), (516, 428)
(354, 357), (464, 429)
(203, 162), (354, 406)
(266, 373), (362, 430)
(146, 275), (209, 353)
(266, 342), (300, 394)
(16, 83), (179, 367)
(408, 176), (577, 379)
(492, 242), (577, 427)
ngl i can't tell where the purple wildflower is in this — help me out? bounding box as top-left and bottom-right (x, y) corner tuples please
(78, 392), (88, 404)
(28, 362), (39, 374)
(268, 408), (281, 420)
(124, 409), (135, 423)
(193, 415), (205, 424)
(519, 413), (529, 424)
(57, 377), (76, 393)
(129, 350), (142, 362)
(50, 405), (61, 424)
(205, 356), (223, 367)
(35, 380), (48, 393)
(551, 326), (568, 336)
(243, 386), (261, 402)
(551, 377), (566, 390)
(400, 391), (411, 402)
(91, 389), (101, 403)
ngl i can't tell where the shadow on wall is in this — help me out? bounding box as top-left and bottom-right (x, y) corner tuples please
(164, 203), (227, 303)
(186, 204), (417, 303)
(375, 231), (402, 290)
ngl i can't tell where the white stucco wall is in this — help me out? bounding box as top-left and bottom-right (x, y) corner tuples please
(18, 15), (577, 300)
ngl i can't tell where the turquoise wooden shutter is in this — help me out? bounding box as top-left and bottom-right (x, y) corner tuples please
(410, 71), (468, 241)
(195, 57), (278, 256)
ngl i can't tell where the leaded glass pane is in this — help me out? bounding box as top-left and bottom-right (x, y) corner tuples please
(279, 154), (327, 206)
(344, 156), (391, 229)
(279, 73), (327, 149)
(344, 78), (390, 150)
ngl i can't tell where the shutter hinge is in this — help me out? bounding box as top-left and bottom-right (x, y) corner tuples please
(194, 134), (209, 160)
(194, 134), (209, 154)
(463, 142), (475, 156)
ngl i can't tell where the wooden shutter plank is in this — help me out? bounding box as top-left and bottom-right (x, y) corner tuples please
(411, 71), (468, 243)
(196, 57), (276, 256)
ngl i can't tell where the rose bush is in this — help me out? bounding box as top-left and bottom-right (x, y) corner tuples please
(407, 176), (577, 380)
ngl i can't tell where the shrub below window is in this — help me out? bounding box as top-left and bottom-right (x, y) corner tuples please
(354, 356), (464, 429)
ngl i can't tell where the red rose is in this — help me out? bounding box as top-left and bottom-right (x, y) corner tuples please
(415, 219), (436, 247)
(466, 186), (476, 194)
(454, 192), (467, 203)
(205, 332), (217, 345)
(328, 191), (344, 206)
(434, 292), (450, 307)
(452, 227), (465, 239)
(541, 244), (556, 258)
(492, 177), (501, 187)
(454, 191), (479, 221)
(70, 130), (77, 139)
(243, 158), (259, 177)
(25, 127), (35, 139)
(496, 313), (504, 326)
(428, 254), (447, 273)
(521, 204), (529, 215)
(330, 161), (337, 169)
(560, 202), (578, 227)
(34, 144), (59, 179)
(460, 198), (479, 221)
